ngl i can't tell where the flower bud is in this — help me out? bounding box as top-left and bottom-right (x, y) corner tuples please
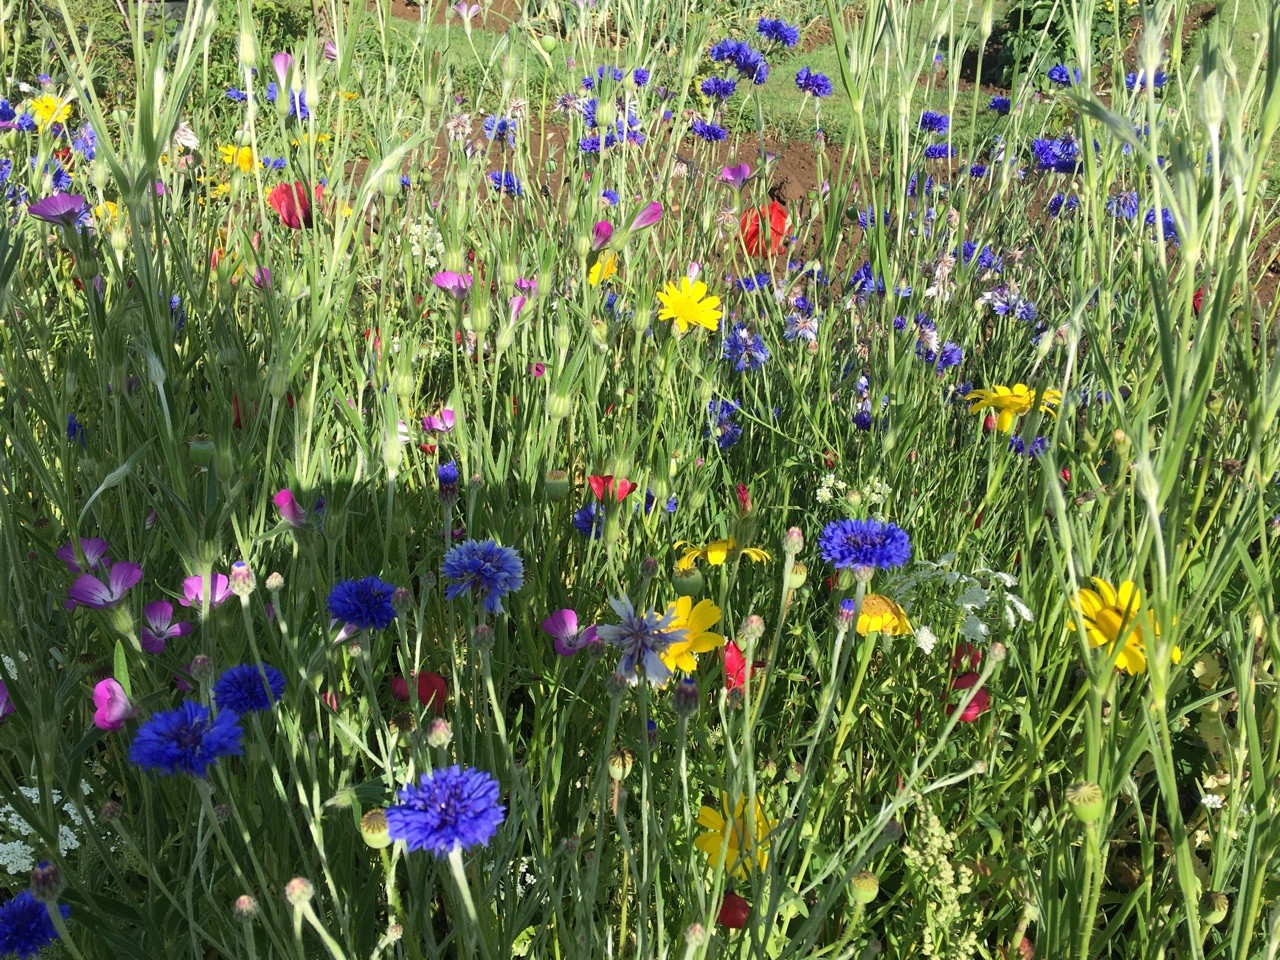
(640, 556), (659, 578)
(426, 716), (453, 748)
(782, 526), (804, 555)
(718, 892), (750, 929)
(360, 808), (392, 849)
(233, 894), (259, 920)
(472, 624), (494, 652)
(284, 877), (314, 906)
(685, 922), (707, 946)
(544, 469), (571, 499)
(786, 561), (807, 590)
(608, 748), (633, 781)
(673, 677), (699, 718)
(738, 615), (765, 645)
(266, 572), (284, 592)
(99, 800), (122, 822)
(851, 871), (880, 904)
(548, 393), (574, 419)
(188, 433), (215, 467)
(229, 560), (256, 597)
(188, 654), (214, 683)
(30, 861), (64, 902)
(1065, 781), (1104, 823)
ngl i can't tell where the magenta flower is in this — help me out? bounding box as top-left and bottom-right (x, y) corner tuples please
(514, 276), (538, 297)
(541, 609), (600, 656)
(528, 361), (546, 377)
(453, 1), (481, 21)
(28, 193), (87, 226)
(509, 295), (527, 322)
(272, 51), (294, 90)
(253, 266), (271, 289)
(92, 678), (132, 730)
(273, 488), (307, 527)
(432, 271), (473, 300)
(140, 600), (193, 654)
(719, 164), (751, 190)
(0, 680), (14, 721)
(323, 39), (338, 60)
(422, 408), (456, 433)
(591, 220), (613, 251)
(68, 562), (143, 609)
(629, 201), (663, 231)
(179, 573), (233, 609)
(56, 537), (111, 573)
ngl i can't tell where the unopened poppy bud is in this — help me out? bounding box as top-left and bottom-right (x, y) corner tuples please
(426, 716), (453, 748)
(851, 871), (879, 904)
(673, 677), (699, 718)
(718, 892), (750, 928)
(786, 561), (807, 590)
(738, 615), (765, 644)
(360, 808), (392, 848)
(671, 565), (704, 597)
(782, 526), (804, 555)
(29, 861), (64, 902)
(1066, 781), (1104, 823)
(982, 413), (998, 433)
(229, 561), (256, 597)
(608, 748), (633, 780)
(188, 433), (215, 467)
(233, 894), (259, 920)
(544, 469), (570, 499)
(1201, 891), (1229, 925)
(283, 877), (313, 906)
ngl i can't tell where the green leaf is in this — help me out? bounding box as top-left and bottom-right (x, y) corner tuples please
(113, 639), (132, 700)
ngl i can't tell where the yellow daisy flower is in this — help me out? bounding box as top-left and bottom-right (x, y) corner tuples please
(695, 792), (776, 879)
(28, 94), (71, 131)
(674, 538), (771, 572)
(856, 594), (912, 637)
(964, 383), (1062, 432)
(588, 252), (617, 286)
(217, 144), (256, 173)
(660, 597), (724, 673)
(657, 277), (723, 333)
(1069, 577), (1181, 675)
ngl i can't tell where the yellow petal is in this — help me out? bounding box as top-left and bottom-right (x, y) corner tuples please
(696, 806), (724, 831)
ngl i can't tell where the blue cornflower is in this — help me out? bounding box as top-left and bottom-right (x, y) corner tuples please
(795, 66), (832, 97)
(594, 596), (687, 685)
(265, 81), (278, 102)
(1008, 435), (1048, 457)
(0, 158), (11, 185)
(969, 164), (987, 178)
(213, 663), (286, 714)
(0, 889), (70, 959)
(757, 17), (799, 46)
(633, 67), (651, 86)
(483, 115), (517, 147)
(487, 171), (524, 196)
(700, 76), (737, 100)
(934, 341), (963, 372)
(601, 189), (619, 205)
(128, 701), (244, 777)
(1048, 193), (1079, 217)
(848, 261), (885, 297)
(71, 124), (95, 160)
(1031, 137), (1081, 173)
(853, 407), (873, 431)
(16, 114), (34, 132)
(579, 135), (601, 154)
(386, 765), (506, 857)
(722, 322), (770, 371)
(400, 175), (412, 190)
(572, 502), (604, 539)
(1125, 69), (1168, 91)
(792, 294), (814, 316)
(988, 95), (1011, 114)
(784, 314), (819, 342)
(225, 87), (248, 102)
(923, 143), (954, 160)
(691, 118), (727, 142)
(709, 38), (747, 62)
(438, 460), (460, 498)
(818, 518), (912, 572)
(976, 246), (1003, 273)
(1145, 206), (1178, 244)
(735, 272), (771, 292)
(66, 414), (86, 447)
(919, 110), (950, 134)
(286, 89), (308, 120)
(441, 540), (525, 615)
(327, 576), (397, 631)
(906, 173), (935, 198)
(707, 399), (743, 449)
(260, 156), (288, 171)
(1047, 64), (1080, 86)
(1106, 191), (1139, 219)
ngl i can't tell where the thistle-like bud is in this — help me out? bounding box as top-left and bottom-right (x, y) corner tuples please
(229, 561), (256, 597)
(283, 878), (314, 906)
(673, 677), (699, 718)
(188, 654), (214, 683)
(29, 861), (64, 902)
(472, 624), (494, 652)
(426, 717), (453, 748)
(782, 526), (804, 556)
(233, 894), (259, 920)
(738, 615), (765, 645)
(265, 572), (284, 592)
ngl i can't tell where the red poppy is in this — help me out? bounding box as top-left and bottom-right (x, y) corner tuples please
(391, 672), (448, 715)
(718, 892), (750, 928)
(947, 672), (990, 722)
(588, 475), (637, 502)
(951, 643), (982, 673)
(725, 641), (764, 690)
(1192, 286), (1205, 315)
(267, 181), (319, 229)
(739, 200), (789, 257)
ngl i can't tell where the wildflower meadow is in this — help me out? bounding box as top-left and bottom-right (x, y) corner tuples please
(1, 0), (1279, 956)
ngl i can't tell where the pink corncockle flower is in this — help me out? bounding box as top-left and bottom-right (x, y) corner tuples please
(272, 51), (294, 90)
(687, 261), (701, 281)
(253, 266), (271, 289)
(528, 361), (546, 377)
(591, 220), (613, 251)
(422, 408), (456, 433)
(629, 201), (663, 231)
(67, 562), (143, 609)
(0, 680), (14, 721)
(273, 489), (307, 527)
(541, 609), (600, 656)
(323, 40), (338, 61)
(947, 672), (990, 722)
(453, 2), (481, 22)
(140, 600), (192, 654)
(509, 295), (527, 323)
(719, 163), (751, 191)
(56, 537), (111, 573)
(431, 271), (473, 300)
(179, 573), (233, 609)
(92, 678), (132, 730)
(514, 276), (538, 297)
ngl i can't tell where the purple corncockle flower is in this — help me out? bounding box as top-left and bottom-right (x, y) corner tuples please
(0, 680), (13, 720)
(719, 163), (751, 190)
(453, 1), (480, 21)
(431, 271), (473, 300)
(422, 408), (456, 433)
(179, 573), (233, 609)
(541, 608), (601, 656)
(509, 295), (527, 322)
(140, 600), (193, 654)
(629, 201), (662, 231)
(514, 276), (538, 297)
(323, 40), (338, 61)
(272, 51), (293, 90)
(273, 488), (307, 527)
(28, 193), (86, 226)
(68, 562), (143, 609)
(56, 537), (111, 573)
(591, 220), (613, 251)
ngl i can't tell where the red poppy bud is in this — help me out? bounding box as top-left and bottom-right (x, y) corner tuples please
(1060, 467), (1071, 483)
(1192, 286), (1205, 315)
(982, 413), (997, 433)
(823, 450), (837, 468)
(735, 483), (752, 513)
(947, 672), (990, 722)
(718, 893), (750, 929)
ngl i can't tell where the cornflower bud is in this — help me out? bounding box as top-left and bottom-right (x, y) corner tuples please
(233, 894), (259, 920)
(782, 526), (804, 555)
(284, 878), (314, 906)
(229, 561), (256, 597)
(426, 717), (453, 748)
(738, 615), (766, 644)
(30, 861), (64, 902)
(673, 677), (699, 718)
(265, 572), (284, 592)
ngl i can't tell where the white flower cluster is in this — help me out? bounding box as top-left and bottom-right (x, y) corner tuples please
(402, 216), (444, 269)
(901, 802), (980, 959)
(0, 782), (96, 876)
(815, 472), (848, 504)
